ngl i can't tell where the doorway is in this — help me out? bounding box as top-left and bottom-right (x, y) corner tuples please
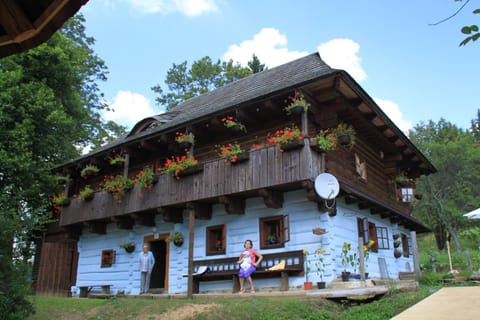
(144, 234), (169, 292)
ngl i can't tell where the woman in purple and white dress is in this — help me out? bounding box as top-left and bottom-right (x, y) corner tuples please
(237, 240), (263, 294)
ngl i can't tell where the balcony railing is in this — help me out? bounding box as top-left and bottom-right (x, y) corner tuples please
(59, 144), (322, 226)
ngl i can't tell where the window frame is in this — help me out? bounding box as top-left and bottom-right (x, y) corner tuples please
(101, 249), (115, 268)
(357, 218), (378, 252)
(376, 226), (390, 250)
(206, 224), (226, 256)
(401, 234), (410, 257)
(259, 215), (290, 250)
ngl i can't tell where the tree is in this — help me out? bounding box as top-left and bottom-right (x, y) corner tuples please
(152, 55), (265, 110)
(248, 53), (266, 73)
(0, 14), (122, 319)
(410, 118), (480, 252)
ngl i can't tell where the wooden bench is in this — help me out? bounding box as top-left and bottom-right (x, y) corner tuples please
(79, 284), (112, 297)
(191, 250), (304, 293)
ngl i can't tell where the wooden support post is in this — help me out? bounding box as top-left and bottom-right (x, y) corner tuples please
(123, 153), (130, 177)
(358, 237), (365, 281)
(187, 207), (195, 298)
(410, 231), (421, 280)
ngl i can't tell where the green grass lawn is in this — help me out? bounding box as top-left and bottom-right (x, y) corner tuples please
(27, 285), (437, 320)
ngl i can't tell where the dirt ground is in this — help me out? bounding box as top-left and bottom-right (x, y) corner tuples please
(136, 303), (219, 320)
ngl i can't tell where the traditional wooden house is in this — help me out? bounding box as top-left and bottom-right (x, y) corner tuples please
(33, 52), (435, 297)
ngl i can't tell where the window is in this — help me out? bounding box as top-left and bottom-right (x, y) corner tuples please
(206, 224), (226, 255)
(101, 249), (115, 268)
(401, 234), (410, 257)
(357, 218), (378, 252)
(398, 187), (414, 202)
(376, 226), (390, 249)
(259, 215), (290, 249)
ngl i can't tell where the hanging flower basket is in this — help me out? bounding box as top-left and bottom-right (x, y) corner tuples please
(394, 249), (402, 258)
(80, 164), (99, 178)
(221, 116), (247, 133)
(120, 242), (135, 253)
(175, 132), (195, 150)
(335, 123), (356, 148)
(284, 91), (310, 115)
(169, 231), (184, 247)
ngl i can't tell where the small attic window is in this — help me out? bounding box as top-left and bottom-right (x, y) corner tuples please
(129, 119), (161, 136)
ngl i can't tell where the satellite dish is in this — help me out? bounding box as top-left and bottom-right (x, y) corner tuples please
(314, 173), (340, 200)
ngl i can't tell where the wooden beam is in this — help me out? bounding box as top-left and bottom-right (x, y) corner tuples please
(344, 195), (359, 205)
(358, 201), (371, 210)
(130, 212), (156, 227)
(0, 0), (34, 42)
(218, 196), (245, 214)
(84, 221), (106, 235)
(158, 207), (183, 224)
(187, 207), (195, 298)
(258, 189), (284, 209)
(112, 216), (134, 230)
(186, 203), (212, 220)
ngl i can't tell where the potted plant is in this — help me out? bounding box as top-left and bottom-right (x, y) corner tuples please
(335, 123), (356, 148)
(108, 153), (126, 167)
(80, 164), (99, 178)
(102, 174), (134, 202)
(175, 132), (195, 150)
(170, 231), (184, 246)
(284, 92), (310, 115)
(52, 191), (69, 207)
(79, 185), (94, 201)
(267, 234), (278, 245)
(314, 249), (326, 289)
(266, 124), (304, 152)
(161, 153), (200, 180)
(303, 249), (313, 290)
(134, 166), (157, 198)
(215, 239), (223, 251)
(394, 248), (402, 258)
(395, 172), (415, 188)
(394, 239), (401, 248)
(119, 241), (135, 253)
(221, 116), (247, 133)
(314, 129), (337, 152)
(341, 242), (353, 281)
(217, 142), (249, 164)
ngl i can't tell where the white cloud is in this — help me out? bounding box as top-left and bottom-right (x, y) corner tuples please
(374, 98), (412, 134)
(103, 91), (155, 129)
(223, 28), (308, 68)
(317, 39), (367, 82)
(126, 0), (218, 16)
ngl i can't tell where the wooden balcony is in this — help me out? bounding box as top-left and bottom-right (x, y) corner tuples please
(59, 143), (323, 227)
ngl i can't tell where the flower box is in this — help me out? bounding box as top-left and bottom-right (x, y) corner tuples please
(176, 164), (203, 178)
(280, 139), (304, 152)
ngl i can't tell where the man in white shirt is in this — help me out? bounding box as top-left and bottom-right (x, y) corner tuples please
(139, 243), (155, 294)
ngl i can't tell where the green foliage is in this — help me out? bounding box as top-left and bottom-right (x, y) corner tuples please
(247, 53), (266, 73)
(26, 287), (437, 320)
(152, 55), (266, 110)
(460, 8), (480, 46)
(410, 118), (480, 251)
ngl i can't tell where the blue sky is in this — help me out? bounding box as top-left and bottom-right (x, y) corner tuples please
(80, 0), (479, 132)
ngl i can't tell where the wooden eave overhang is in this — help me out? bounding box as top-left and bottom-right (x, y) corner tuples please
(339, 179), (430, 233)
(0, 0), (88, 58)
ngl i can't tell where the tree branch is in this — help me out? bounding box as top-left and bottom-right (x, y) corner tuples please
(429, 0), (470, 26)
